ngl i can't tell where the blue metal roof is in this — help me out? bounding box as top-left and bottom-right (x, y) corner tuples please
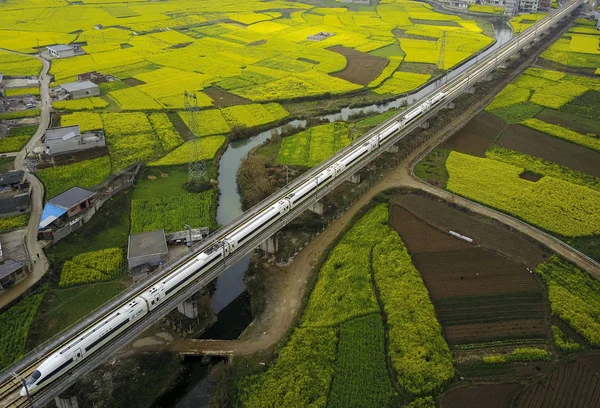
(39, 203), (67, 229)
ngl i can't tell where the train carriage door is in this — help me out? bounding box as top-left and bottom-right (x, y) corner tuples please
(74, 348), (83, 362)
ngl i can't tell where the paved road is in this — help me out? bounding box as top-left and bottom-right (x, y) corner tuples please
(0, 53), (51, 309)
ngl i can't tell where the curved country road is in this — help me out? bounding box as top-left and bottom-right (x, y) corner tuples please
(135, 105), (600, 356)
(0, 52), (51, 309)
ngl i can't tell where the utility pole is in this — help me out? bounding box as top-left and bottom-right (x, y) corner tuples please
(184, 91), (208, 185)
(437, 31), (447, 71)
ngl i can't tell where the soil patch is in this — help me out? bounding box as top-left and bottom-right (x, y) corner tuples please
(391, 193), (550, 266)
(409, 18), (461, 27)
(123, 77), (145, 87)
(248, 39), (266, 46)
(441, 111), (506, 157)
(519, 171), (542, 182)
(205, 86), (252, 108)
(496, 125), (600, 178)
(536, 108), (600, 136)
(443, 383), (522, 408)
(514, 352), (600, 408)
(327, 45), (388, 86)
(390, 204), (549, 344)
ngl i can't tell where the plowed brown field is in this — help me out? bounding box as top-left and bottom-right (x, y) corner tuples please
(391, 204), (549, 344)
(441, 111), (507, 157)
(443, 383), (522, 408)
(514, 352), (600, 408)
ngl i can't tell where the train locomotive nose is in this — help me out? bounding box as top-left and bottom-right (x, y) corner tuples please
(20, 387), (27, 397)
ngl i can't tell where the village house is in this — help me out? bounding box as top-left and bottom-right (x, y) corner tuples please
(46, 44), (75, 58)
(127, 230), (168, 280)
(0, 170), (30, 218)
(60, 80), (100, 99)
(38, 187), (96, 241)
(0, 259), (25, 292)
(44, 125), (106, 157)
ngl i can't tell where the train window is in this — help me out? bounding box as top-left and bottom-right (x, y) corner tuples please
(27, 370), (41, 386)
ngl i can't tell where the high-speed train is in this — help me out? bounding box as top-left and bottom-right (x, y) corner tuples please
(21, 91), (447, 397)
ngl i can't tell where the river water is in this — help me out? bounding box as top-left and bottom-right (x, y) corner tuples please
(209, 20), (512, 312)
(163, 20), (513, 407)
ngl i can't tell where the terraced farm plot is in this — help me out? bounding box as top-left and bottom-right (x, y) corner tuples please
(390, 205), (549, 345)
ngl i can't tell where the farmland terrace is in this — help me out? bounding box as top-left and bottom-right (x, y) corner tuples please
(0, 1), (589, 407)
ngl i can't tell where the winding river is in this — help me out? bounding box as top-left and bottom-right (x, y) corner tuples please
(209, 20), (513, 313)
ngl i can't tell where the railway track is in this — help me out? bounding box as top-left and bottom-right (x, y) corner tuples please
(0, 1), (583, 406)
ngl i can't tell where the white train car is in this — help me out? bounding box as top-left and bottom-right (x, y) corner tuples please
(21, 90), (452, 398)
(226, 199), (290, 253)
(21, 299), (147, 396)
(141, 245), (225, 312)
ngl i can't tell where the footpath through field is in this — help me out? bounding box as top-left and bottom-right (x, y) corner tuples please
(0, 50), (51, 309)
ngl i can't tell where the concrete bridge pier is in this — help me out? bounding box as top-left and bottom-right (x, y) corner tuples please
(463, 86), (476, 94)
(348, 173), (361, 184)
(420, 121), (430, 129)
(481, 72), (494, 82)
(55, 395), (79, 408)
(259, 235), (279, 254)
(177, 291), (209, 319)
(445, 102), (455, 110)
(308, 200), (324, 215)
(386, 145), (399, 153)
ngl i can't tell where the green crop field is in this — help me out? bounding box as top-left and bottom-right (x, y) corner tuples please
(36, 156), (111, 199)
(445, 151), (600, 237)
(0, 125), (36, 153)
(536, 256), (600, 346)
(239, 204), (451, 406)
(0, 286), (46, 370)
(59, 248), (127, 288)
(0, 0), (491, 104)
(277, 122), (351, 167)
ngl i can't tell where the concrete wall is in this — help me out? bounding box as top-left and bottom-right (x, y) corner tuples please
(70, 86), (100, 100)
(128, 254), (164, 270)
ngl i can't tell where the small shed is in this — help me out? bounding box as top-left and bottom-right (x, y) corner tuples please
(0, 194), (30, 218)
(0, 170), (25, 190)
(0, 259), (25, 291)
(48, 186), (95, 217)
(60, 80), (100, 99)
(44, 125), (105, 157)
(128, 229), (168, 270)
(47, 45), (75, 59)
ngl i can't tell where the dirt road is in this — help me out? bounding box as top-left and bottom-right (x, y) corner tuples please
(0, 53), (51, 309)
